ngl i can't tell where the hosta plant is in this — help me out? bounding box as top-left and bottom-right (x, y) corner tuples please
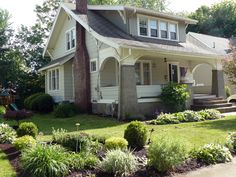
(0, 123), (16, 143)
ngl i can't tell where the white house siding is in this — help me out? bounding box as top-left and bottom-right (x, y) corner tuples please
(51, 16), (76, 59)
(46, 66), (65, 102)
(63, 60), (74, 101)
(86, 31), (98, 59)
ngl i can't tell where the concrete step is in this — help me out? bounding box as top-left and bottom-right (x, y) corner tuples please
(193, 94), (217, 99)
(193, 99), (227, 104)
(216, 106), (236, 113)
(192, 103), (233, 110)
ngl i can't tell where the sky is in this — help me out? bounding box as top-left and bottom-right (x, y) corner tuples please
(0, 0), (223, 30)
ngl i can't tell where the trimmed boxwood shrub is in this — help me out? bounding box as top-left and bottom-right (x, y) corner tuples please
(191, 144), (232, 164)
(160, 83), (189, 112)
(105, 137), (128, 150)
(54, 103), (78, 118)
(17, 122), (38, 138)
(148, 137), (188, 172)
(13, 135), (36, 150)
(124, 121), (148, 149)
(24, 93), (44, 109)
(99, 149), (138, 176)
(31, 94), (54, 113)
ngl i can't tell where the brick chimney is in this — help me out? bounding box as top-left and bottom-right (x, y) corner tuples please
(73, 0), (91, 113)
(76, 0), (87, 14)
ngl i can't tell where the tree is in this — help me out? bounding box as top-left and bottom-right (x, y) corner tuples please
(187, 0), (236, 38)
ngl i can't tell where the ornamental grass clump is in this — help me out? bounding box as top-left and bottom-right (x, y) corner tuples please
(99, 149), (138, 176)
(0, 123), (16, 143)
(148, 137), (188, 172)
(191, 144), (232, 165)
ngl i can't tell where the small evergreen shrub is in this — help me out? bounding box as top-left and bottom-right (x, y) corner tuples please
(124, 121), (148, 149)
(198, 109), (221, 120)
(54, 103), (78, 118)
(24, 93), (44, 109)
(226, 132), (236, 151)
(21, 144), (71, 177)
(191, 144), (232, 165)
(148, 137), (188, 172)
(17, 122), (38, 138)
(13, 135), (36, 150)
(99, 149), (138, 176)
(31, 94), (54, 113)
(160, 83), (189, 112)
(105, 137), (128, 150)
(0, 123), (16, 143)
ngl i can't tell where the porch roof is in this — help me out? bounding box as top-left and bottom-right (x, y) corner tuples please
(39, 53), (74, 72)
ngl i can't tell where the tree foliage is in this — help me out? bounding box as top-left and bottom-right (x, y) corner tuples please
(188, 0), (236, 38)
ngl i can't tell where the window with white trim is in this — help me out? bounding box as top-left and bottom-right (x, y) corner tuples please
(90, 59), (97, 73)
(160, 21), (168, 39)
(48, 68), (60, 90)
(169, 23), (177, 40)
(135, 61), (152, 85)
(139, 17), (148, 36)
(66, 28), (75, 51)
(150, 20), (158, 37)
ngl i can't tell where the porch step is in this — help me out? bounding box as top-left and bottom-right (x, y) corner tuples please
(193, 94), (216, 99)
(193, 97), (225, 104)
(191, 103), (233, 110)
(216, 106), (236, 113)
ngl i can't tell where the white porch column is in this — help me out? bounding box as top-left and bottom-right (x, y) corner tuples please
(212, 70), (226, 98)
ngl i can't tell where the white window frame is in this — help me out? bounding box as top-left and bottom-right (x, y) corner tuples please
(138, 17), (148, 36)
(90, 59), (98, 73)
(169, 23), (178, 40)
(135, 60), (152, 85)
(48, 68), (60, 91)
(65, 27), (76, 51)
(137, 14), (179, 41)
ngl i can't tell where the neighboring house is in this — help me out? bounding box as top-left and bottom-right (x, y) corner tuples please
(39, 0), (231, 119)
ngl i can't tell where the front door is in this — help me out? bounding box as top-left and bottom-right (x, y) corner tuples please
(168, 63), (179, 83)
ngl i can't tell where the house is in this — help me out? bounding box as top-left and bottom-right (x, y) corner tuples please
(39, 0), (232, 119)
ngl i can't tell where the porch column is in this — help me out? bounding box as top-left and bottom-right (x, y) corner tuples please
(212, 70), (226, 98)
(119, 64), (138, 120)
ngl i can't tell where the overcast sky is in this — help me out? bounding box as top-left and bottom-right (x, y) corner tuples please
(0, 0), (223, 29)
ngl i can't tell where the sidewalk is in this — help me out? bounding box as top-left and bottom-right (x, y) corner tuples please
(173, 157), (236, 177)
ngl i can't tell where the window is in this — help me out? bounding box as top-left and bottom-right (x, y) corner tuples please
(150, 20), (158, 37)
(160, 21), (168, 39)
(65, 28), (75, 51)
(90, 59), (97, 73)
(169, 23), (177, 40)
(139, 18), (148, 36)
(135, 61), (152, 85)
(48, 68), (59, 90)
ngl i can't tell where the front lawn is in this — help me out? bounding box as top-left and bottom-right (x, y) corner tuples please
(1, 114), (236, 150)
(0, 150), (16, 177)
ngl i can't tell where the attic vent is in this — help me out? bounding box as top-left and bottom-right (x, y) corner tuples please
(213, 42), (215, 48)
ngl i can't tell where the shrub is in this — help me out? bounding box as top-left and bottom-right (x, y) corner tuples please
(4, 110), (33, 126)
(21, 144), (71, 177)
(182, 110), (204, 122)
(24, 93), (44, 109)
(225, 86), (231, 98)
(54, 103), (78, 118)
(105, 137), (128, 150)
(99, 149), (138, 176)
(13, 135), (36, 150)
(148, 137), (188, 172)
(31, 94), (54, 113)
(17, 122), (38, 138)
(155, 113), (180, 125)
(0, 123), (16, 143)
(191, 144), (232, 165)
(124, 121), (148, 149)
(226, 132), (236, 151)
(0, 106), (6, 114)
(198, 109), (221, 120)
(160, 83), (189, 112)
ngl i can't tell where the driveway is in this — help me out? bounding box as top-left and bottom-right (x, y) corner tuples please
(173, 157), (236, 177)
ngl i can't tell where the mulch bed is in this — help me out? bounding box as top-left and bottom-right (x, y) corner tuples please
(0, 144), (211, 177)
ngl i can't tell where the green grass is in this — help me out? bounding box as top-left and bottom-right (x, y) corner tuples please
(1, 113), (236, 150)
(0, 150), (16, 177)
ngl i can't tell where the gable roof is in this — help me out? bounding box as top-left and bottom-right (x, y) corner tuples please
(187, 32), (231, 55)
(44, 2), (218, 59)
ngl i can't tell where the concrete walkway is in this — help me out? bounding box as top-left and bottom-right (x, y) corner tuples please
(221, 112), (236, 116)
(173, 157), (236, 177)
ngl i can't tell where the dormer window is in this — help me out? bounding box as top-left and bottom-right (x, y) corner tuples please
(137, 15), (178, 41)
(169, 23), (177, 40)
(139, 18), (148, 36)
(160, 21), (168, 39)
(66, 28), (75, 51)
(150, 20), (158, 37)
